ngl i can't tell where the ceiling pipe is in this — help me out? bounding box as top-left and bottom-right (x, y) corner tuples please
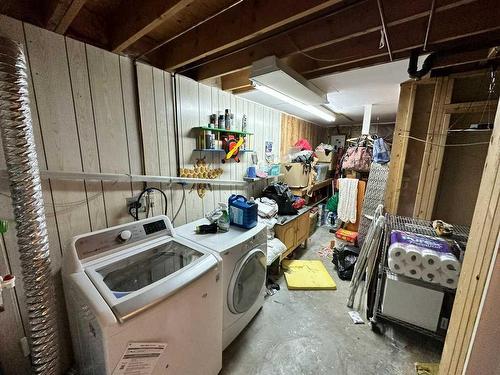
(408, 50), (436, 79)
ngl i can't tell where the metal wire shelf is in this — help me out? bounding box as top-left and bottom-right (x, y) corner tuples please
(370, 213), (470, 340)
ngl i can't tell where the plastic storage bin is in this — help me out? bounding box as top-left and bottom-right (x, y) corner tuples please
(228, 195), (258, 229)
(283, 163), (309, 187)
(314, 164), (329, 182)
(268, 163), (281, 176)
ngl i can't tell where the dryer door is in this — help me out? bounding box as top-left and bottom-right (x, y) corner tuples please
(228, 248), (266, 314)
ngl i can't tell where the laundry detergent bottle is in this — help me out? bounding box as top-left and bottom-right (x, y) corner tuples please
(228, 195), (258, 229)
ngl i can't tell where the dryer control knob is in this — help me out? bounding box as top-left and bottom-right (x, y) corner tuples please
(118, 230), (132, 242)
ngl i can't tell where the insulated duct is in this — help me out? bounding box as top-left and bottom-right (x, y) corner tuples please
(0, 36), (59, 373)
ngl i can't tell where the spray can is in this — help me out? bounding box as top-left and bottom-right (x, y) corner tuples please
(217, 203), (230, 232)
(241, 114), (247, 132)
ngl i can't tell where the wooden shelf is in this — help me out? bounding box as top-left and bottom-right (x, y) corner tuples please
(291, 178), (333, 197)
(243, 174), (283, 182)
(196, 126), (253, 135)
(194, 148), (255, 153)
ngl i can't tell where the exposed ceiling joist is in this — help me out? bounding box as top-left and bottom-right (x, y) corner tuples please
(221, 69), (252, 92)
(148, 0), (345, 70)
(45, 0), (87, 33)
(187, 0), (499, 81)
(232, 86), (255, 95)
(111, 0), (196, 53)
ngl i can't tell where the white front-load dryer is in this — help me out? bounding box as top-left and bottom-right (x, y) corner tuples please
(176, 219), (267, 349)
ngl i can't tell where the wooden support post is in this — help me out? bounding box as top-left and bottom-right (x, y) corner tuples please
(384, 81), (416, 214)
(413, 77), (454, 219)
(439, 100), (500, 375)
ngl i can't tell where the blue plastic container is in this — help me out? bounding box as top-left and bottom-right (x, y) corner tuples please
(228, 195), (258, 229)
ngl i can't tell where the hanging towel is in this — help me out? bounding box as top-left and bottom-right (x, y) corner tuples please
(338, 178), (358, 223)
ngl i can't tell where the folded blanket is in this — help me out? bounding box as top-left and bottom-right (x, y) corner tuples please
(338, 178), (358, 223)
(256, 197), (278, 218)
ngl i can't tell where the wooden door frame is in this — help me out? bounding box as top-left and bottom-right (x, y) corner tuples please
(439, 101), (500, 375)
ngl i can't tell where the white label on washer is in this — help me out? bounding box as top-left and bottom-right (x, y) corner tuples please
(112, 342), (167, 375)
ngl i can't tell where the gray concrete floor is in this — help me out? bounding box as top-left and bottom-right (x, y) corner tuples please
(221, 226), (443, 375)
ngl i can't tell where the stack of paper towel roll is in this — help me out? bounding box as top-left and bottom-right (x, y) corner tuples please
(387, 231), (460, 289)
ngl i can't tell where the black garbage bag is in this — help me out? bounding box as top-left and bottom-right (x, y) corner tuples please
(332, 245), (360, 281)
(263, 183), (298, 215)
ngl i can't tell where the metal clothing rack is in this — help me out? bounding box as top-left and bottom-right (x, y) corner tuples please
(369, 214), (470, 341)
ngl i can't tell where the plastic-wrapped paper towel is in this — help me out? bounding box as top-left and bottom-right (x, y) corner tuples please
(389, 230), (461, 287)
(405, 245), (423, 266)
(388, 243), (406, 260)
(404, 265), (423, 280)
(421, 249), (441, 270)
(440, 253), (461, 276)
(421, 268), (441, 284)
(440, 272), (458, 289)
(388, 258), (405, 275)
(390, 230), (451, 254)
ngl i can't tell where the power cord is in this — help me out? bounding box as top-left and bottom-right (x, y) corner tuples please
(129, 187), (168, 221)
(172, 183), (186, 225)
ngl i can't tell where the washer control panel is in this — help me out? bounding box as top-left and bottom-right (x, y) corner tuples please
(75, 217), (169, 260)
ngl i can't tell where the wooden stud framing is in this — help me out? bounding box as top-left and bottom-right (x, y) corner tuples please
(384, 81), (416, 214)
(439, 104), (500, 375)
(413, 77), (454, 219)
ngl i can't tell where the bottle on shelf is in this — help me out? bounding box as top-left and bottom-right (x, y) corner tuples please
(218, 114), (224, 129)
(241, 114), (247, 132)
(224, 109), (231, 130)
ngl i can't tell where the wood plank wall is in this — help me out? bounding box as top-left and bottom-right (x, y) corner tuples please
(136, 67), (282, 225)
(0, 15), (282, 373)
(0, 15), (144, 373)
(280, 113), (327, 157)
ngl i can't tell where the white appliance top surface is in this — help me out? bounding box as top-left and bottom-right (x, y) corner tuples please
(175, 219), (266, 252)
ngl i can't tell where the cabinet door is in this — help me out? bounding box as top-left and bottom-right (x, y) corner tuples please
(296, 213), (310, 244)
(275, 221), (296, 250)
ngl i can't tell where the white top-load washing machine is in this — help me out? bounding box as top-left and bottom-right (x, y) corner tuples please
(175, 219), (267, 349)
(62, 216), (223, 375)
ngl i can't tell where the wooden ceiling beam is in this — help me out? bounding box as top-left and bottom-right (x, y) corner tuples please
(148, 0), (345, 70)
(110, 0), (196, 53)
(44, 0), (87, 33)
(187, 0), (499, 81)
(232, 86), (255, 95)
(221, 69), (252, 91)
(299, 29), (500, 79)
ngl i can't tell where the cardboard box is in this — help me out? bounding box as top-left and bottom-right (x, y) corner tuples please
(283, 163), (309, 187)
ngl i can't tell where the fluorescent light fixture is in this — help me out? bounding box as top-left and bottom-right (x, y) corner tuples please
(250, 56), (328, 105)
(254, 83), (336, 122)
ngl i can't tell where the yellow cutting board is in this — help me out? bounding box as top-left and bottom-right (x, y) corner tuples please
(282, 260), (337, 290)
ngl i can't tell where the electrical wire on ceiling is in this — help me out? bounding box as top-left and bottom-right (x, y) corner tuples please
(286, 34), (360, 63)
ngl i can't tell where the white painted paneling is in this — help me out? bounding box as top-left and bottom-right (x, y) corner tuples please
(86, 44), (133, 226)
(66, 37), (107, 232)
(0, 16), (282, 374)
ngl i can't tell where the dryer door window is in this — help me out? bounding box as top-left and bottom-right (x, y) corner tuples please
(228, 248), (266, 314)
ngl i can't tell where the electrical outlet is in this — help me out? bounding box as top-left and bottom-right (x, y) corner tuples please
(126, 195), (146, 213)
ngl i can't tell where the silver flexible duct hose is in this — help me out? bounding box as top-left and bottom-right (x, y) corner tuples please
(0, 36), (59, 374)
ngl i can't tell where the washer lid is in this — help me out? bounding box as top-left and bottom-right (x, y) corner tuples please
(85, 236), (217, 322)
(175, 219), (265, 252)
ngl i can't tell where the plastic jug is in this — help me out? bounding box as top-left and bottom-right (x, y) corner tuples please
(228, 195), (258, 229)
